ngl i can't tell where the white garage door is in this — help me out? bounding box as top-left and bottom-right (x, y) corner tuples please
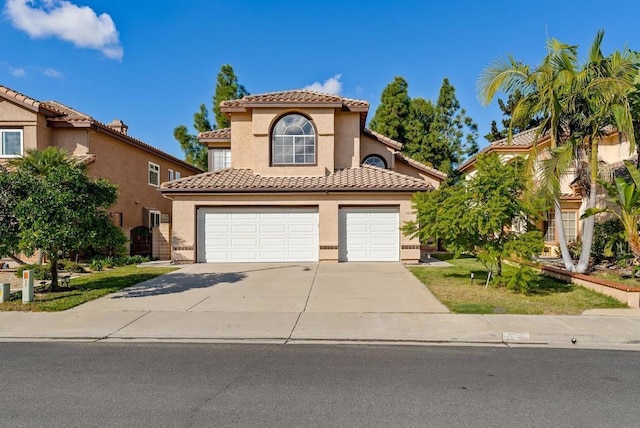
(197, 207), (318, 262)
(339, 207), (400, 262)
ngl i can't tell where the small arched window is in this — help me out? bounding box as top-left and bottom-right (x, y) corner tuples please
(272, 114), (316, 165)
(362, 154), (387, 169)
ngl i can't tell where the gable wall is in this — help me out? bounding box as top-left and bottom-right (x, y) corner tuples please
(0, 100), (52, 163)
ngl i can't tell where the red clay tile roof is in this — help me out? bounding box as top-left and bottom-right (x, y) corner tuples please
(490, 126), (542, 147)
(394, 152), (448, 180)
(41, 101), (93, 121)
(161, 165), (432, 193)
(199, 128), (231, 139)
(220, 90), (369, 110)
(363, 128), (403, 150)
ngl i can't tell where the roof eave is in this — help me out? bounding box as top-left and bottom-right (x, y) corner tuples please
(160, 187), (431, 194)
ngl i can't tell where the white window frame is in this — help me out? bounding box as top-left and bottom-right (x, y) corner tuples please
(544, 211), (577, 243)
(211, 148), (231, 171)
(148, 162), (160, 187)
(149, 210), (161, 228)
(175, 171), (181, 179)
(1, 129), (23, 158)
(271, 114), (316, 165)
(168, 169), (174, 181)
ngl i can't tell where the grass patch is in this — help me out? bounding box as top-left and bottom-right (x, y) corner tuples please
(0, 266), (176, 312)
(410, 257), (627, 315)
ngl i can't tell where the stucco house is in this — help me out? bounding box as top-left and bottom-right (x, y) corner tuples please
(160, 90), (447, 263)
(458, 127), (634, 256)
(0, 85), (201, 259)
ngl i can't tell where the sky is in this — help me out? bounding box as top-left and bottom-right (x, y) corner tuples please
(2, 0), (640, 161)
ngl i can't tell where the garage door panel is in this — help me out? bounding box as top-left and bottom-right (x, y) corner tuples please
(199, 208), (318, 262)
(259, 224), (286, 233)
(288, 224), (316, 233)
(340, 208), (399, 262)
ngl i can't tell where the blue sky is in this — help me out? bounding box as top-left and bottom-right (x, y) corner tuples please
(2, 0), (640, 160)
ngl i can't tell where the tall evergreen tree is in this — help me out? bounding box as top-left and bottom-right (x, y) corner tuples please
(402, 97), (435, 161)
(370, 77), (478, 179)
(369, 76), (411, 142)
(174, 64), (248, 171)
(213, 64), (249, 129)
(484, 91), (542, 142)
(426, 78), (479, 176)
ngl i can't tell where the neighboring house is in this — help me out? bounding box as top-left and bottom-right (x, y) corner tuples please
(160, 90), (447, 263)
(458, 127), (634, 256)
(0, 85), (201, 259)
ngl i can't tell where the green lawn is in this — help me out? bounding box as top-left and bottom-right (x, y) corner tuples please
(0, 266), (176, 312)
(410, 257), (626, 315)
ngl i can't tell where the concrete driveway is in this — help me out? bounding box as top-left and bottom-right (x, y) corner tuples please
(72, 262), (448, 314)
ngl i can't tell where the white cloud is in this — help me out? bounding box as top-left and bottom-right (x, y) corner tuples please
(304, 74), (342, 95)
(42, 67), (62, 78)
(10, 67), (26, 77)
(5, 0), (123, 60)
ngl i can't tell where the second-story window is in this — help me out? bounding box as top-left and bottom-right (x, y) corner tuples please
(1, 129), (23, 157)
(211, 148), (231, 171)
(272, 114), (316, 165)
(168, 169), (174, 181)
(148, 162), (160, 186)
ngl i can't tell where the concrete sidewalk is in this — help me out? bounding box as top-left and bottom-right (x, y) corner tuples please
(2, 308), (640, 350)
(1, 262), (640, 350)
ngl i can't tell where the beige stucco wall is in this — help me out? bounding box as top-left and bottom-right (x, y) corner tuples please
(334, 112), (360, 169)
(167, 192), (421, 263)
(0, 99), (52, 163)
(360, 134), (394, 169)
(393, 161), (442, 189)
(86, 128), (196, 235)
(228, 107), (335, 176)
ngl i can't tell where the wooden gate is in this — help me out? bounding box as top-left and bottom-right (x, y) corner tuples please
(130, 226), (152, 257)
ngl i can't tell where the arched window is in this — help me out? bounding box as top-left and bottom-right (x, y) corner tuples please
(362, 154), (387, 169)
(272, 114), (316, 165)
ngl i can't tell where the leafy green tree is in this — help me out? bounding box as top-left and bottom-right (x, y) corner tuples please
(369, 76), (411, 142)
(478, 30), (638, 273)
(174, 64), (248, 171)
(1, 148), (126, 290)
(403, 153), (543, 283)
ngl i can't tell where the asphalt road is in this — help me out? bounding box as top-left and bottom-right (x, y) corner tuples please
(0, 343), (638, 427)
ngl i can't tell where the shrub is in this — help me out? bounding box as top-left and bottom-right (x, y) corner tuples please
(505, 265), (538, 294)
(89, 259), (105, 271)
(592, 219), (626, 262)
(57, 259), (87, 274)
(15, 264), (51, 280)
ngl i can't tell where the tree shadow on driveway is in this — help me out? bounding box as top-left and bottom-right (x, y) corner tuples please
(112, 272), (247, 298)
(112, 264), (314, 298)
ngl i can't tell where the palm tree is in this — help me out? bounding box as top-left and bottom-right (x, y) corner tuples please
(478, 30), (638, 273)
(9, 146), (78, 175)
(583, 161), (640, 264)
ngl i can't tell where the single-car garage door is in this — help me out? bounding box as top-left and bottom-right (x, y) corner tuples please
(197, 207), (319, 262)
(339, 207), (400, 262)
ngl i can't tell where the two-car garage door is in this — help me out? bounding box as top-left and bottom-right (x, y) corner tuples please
(197, 207), (400, 263)
(198, 208), (318, 262)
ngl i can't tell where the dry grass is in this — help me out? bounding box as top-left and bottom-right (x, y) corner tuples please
(409, 256), (626, 315)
